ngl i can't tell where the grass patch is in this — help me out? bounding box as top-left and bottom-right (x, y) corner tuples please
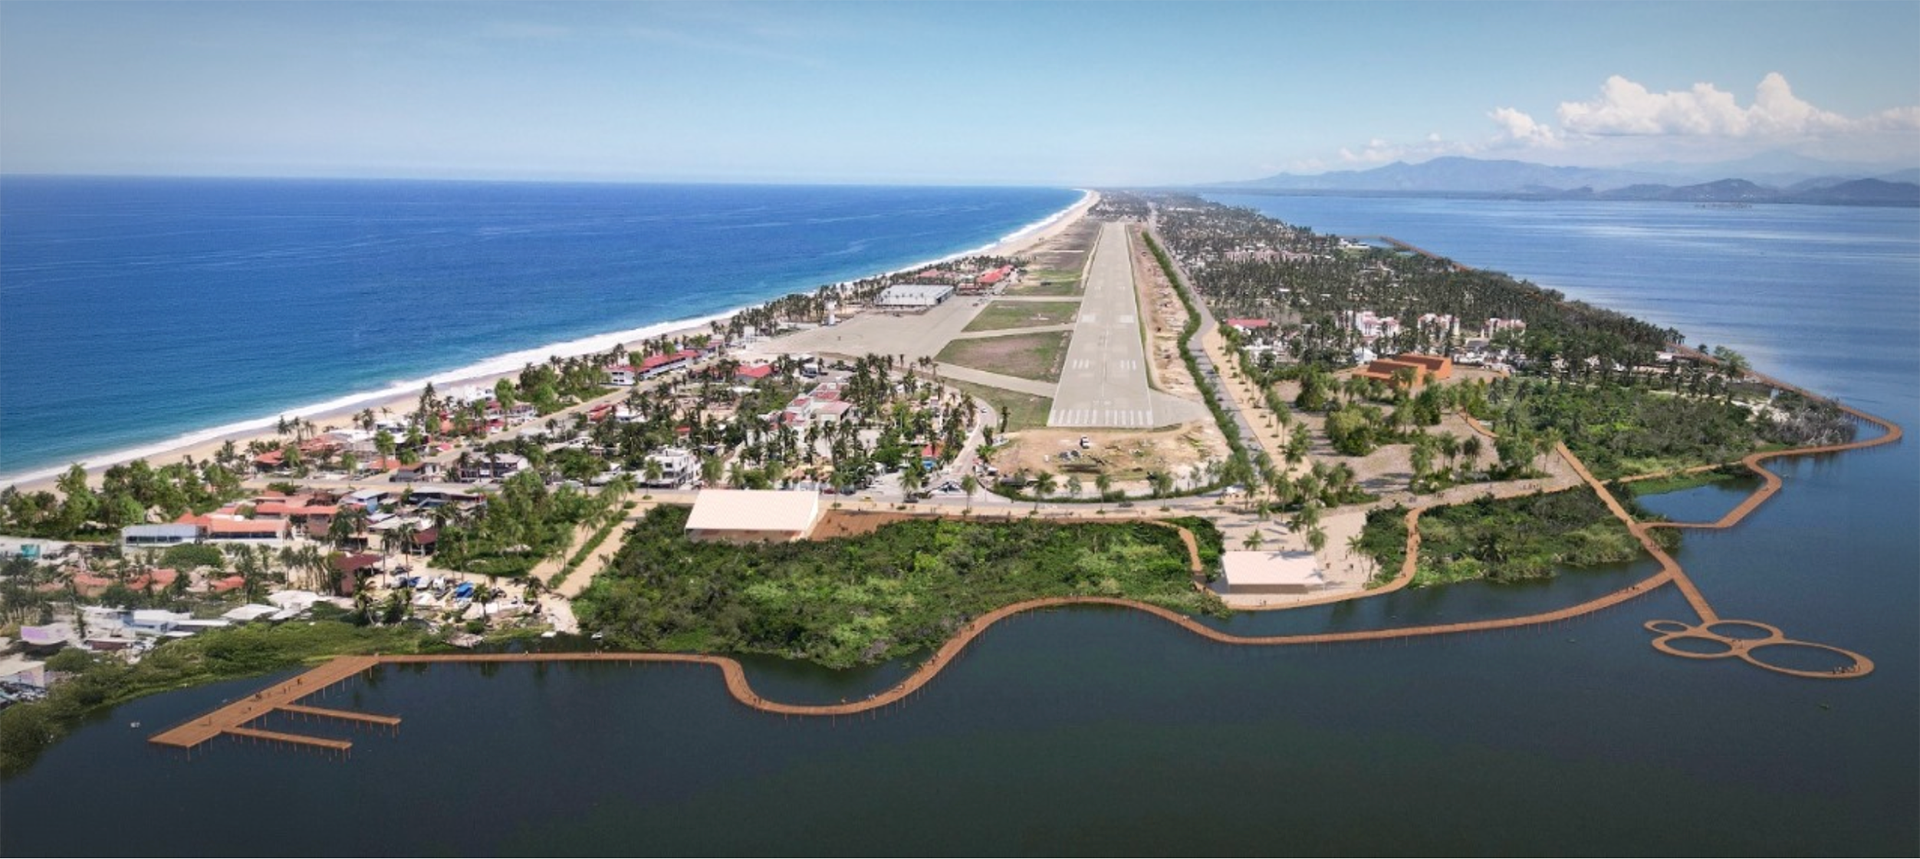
(963, 300), (1080, 332)
(944, 378), (1053, 432)
(1623, 466), (1754, 497)
(937, 330), (1071, 383)
(1003, 269), (1084, 296)
(575, 506), (1224, 669)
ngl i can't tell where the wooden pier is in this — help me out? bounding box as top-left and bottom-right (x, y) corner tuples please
(148, 655), (397, 753)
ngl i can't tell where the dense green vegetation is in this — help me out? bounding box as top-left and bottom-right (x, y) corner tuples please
(1484, 378), (1845, 480)
(1, 460), (248, 541)
(1623, 466), (1753, 497)
(1359, 488), (1677, 587)
(574, 506), (1221, 669)
(0, 620), (446, 776)
(434, 471), (631, 577)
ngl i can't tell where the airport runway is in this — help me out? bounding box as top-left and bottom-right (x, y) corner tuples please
(1048, 221), (1156, 428)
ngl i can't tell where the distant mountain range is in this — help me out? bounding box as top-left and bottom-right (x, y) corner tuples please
(1208, 155), (1920, 206)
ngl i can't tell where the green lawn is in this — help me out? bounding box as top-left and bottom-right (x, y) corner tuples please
(962, 300), (1081, 332)
(1002, 269), (1084, 296)
(943, 378), (1054, 432)
(936, 330), (1071, 383)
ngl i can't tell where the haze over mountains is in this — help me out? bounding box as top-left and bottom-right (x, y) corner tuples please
(1211, 154), (1920, 205)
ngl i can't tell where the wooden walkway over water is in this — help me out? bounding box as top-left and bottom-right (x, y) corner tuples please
(148, 655), (399, 756)
(150, 379), (1900, 756)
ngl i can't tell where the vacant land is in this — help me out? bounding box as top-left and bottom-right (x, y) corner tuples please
(987, 421), (1230, 494)
(945, 378), (1054, 432)
(1025, 218), (1100, 273)
(1003, 268), (1085, 297)
(937, 330), (1071, 383)
(963, 300), (1080, 332)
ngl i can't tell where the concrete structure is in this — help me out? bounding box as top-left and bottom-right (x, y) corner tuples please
(875, 284), (955, 309)
(1043, 222), (1209, 429)
(685, 489), (821, 543)
(642, 447), (700, 487)
(1220, 550), (1326, 595)
(122, 523), (201, 548)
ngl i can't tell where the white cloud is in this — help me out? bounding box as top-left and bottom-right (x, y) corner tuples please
(1295, 72), (1917, 173)
(1488, 107), (1560, 146)
(1556, 72), (1879, 138)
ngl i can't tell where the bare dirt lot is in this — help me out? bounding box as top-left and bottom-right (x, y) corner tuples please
(985, 420), (1230, 495)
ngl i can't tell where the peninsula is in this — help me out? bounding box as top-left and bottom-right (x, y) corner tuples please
(0, 190), (1899, 772)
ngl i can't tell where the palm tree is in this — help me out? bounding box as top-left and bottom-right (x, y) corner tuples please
(1095, 472), (1114, 509)
(960, 474), (979, 512)
(1243, 529), (1265, 552)
(1065, 474), (1083, 505)
(1031, 471), (1057, 512)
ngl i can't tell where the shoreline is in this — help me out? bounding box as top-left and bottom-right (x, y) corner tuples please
(1, 190), (1098, 494)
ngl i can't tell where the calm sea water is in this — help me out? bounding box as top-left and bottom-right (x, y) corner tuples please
(4, 196), (1914, 855)
(0, 178), (1082, 481)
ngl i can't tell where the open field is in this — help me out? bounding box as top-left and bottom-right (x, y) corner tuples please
(962, 300), (1080, 332)
(1002, 268), (1084, 297)
(1024, 217), (1100, 273)
(937, 331), (1071, 383)
(944, 378), (1054, 432)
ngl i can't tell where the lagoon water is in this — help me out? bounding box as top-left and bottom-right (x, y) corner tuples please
(0, 178), (1081, 481)
(3, 195), (1916, 854)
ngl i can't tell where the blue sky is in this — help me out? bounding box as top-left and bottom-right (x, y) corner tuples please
(3, 1), (1916, 185)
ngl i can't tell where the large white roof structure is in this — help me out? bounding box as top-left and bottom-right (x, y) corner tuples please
(1220, 550), (1325, 593)
(685, 489), (821, 539)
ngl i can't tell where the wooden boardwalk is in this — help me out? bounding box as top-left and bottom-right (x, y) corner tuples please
(151, 383), (1900, 754)
(148, 655), (392, 752)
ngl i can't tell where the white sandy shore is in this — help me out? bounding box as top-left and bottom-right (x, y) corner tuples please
(4, 191), (1099, 497)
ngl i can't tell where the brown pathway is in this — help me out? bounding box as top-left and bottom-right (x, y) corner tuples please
(148, 655), (391, 753)
(152, 369), (1900, 754)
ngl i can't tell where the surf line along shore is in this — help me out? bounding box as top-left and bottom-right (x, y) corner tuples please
(1, 190), (1101, 496)
(151, 390), (1897, 757)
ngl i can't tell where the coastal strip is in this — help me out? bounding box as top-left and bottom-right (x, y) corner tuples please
(2, 190), (1099, 492)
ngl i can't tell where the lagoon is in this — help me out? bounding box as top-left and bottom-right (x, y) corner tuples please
(4, 195), (1914, 855)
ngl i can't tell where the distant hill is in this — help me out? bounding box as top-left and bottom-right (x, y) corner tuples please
(1207, 156), (1920, 206)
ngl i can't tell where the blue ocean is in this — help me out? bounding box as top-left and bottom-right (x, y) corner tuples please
(0, 178), (1082, 480)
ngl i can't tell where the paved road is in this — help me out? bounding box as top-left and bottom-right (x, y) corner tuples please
(1048, 221), (1156, 428)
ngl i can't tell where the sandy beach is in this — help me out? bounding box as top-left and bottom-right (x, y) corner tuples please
(6, 191), (1099, 497)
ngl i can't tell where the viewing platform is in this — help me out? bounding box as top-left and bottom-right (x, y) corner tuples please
(148, 655), (397, 754)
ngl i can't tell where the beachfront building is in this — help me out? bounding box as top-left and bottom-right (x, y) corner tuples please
(638, 349), (702, 380)
(1226, 318), (1273, 335)
(606, 364), (637, 386)
(203, 516), (288, 543)
(121, 524), (201, 549)
(684, 489), (821, 543)
(875, 284), (955, 309)
(1220, 550), (1326, 596)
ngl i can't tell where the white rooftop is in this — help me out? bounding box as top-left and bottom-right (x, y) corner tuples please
(1221, 550), (1325, 588)
(685, 489), (821, 534)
